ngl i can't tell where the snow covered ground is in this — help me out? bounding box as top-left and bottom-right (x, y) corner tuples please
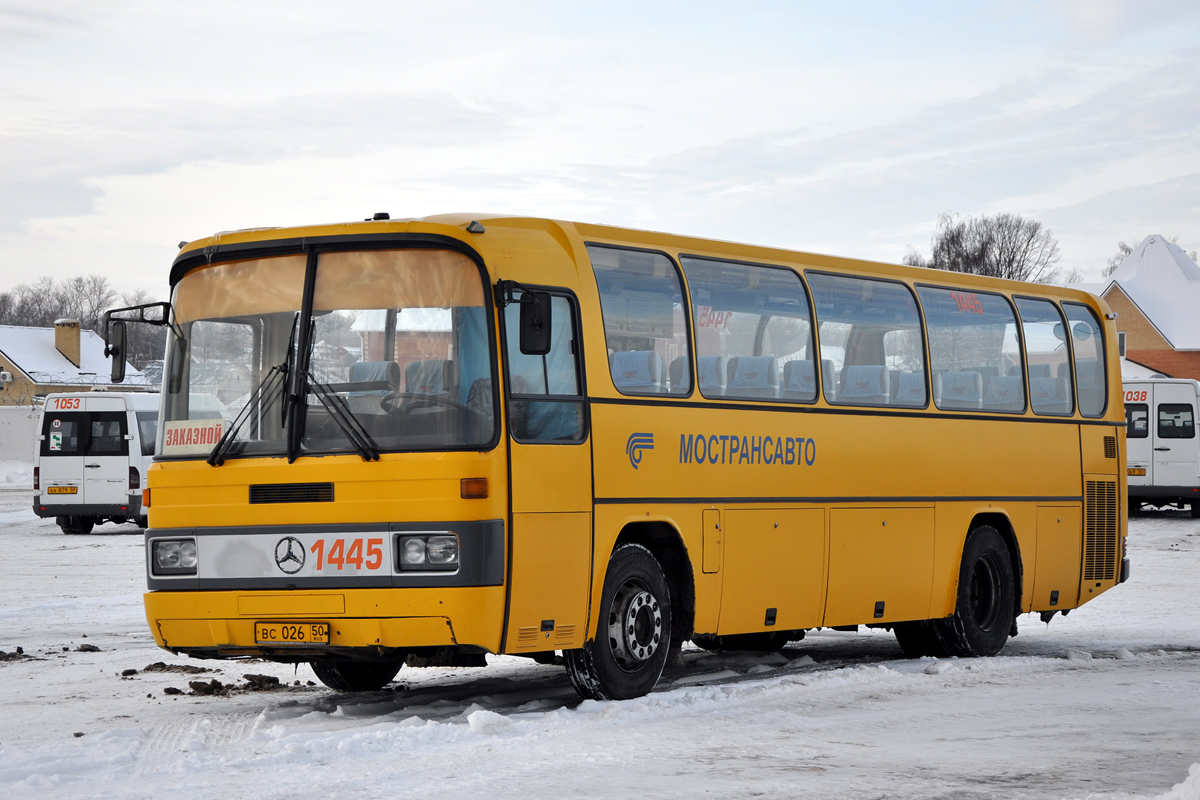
(1, 486), (1197, 800)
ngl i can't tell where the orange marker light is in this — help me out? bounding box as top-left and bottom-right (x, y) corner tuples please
(143, 488), (151, 507)
(460, 478), (488, 499)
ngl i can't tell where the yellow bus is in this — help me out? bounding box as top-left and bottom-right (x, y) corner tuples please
(111, 214), (1128, 700)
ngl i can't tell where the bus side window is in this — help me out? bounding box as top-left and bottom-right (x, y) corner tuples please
(1063, 303), (1108, 418)
(917, 286), (1025, 413)
(805, 272), (926, 408)
(1015, 298), (1074, 416)
(504, 292), (586, 442)
(680, 256), (816, 403)
(587, 245), (691, 396)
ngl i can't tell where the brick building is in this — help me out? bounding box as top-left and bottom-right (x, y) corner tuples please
(0, 320), (151, 406)
(1097, 235), (1200, 382)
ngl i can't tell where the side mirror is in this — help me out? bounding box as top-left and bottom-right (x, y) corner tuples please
(519, 291), (552, 355)
(107, 319), (127, 383)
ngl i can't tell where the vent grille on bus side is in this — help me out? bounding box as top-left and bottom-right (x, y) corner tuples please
(1084, 480), (1117, 581)
(1104, 436), (1117, 459)
(249, 483), (334, 504)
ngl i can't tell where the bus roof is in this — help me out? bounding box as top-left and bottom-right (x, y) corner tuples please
(172, 214), (1106, 307)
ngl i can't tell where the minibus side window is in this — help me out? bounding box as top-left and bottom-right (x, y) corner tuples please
(1125, 403), (1149, 438)
(1158, 404), (1196, 439)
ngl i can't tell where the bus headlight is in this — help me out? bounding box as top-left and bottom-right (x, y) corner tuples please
(397, 534), (459, 570)
(426, 535), (458, 565)
(152, 539), (198, 574)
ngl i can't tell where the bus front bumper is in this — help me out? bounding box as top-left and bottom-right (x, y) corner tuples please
(144, 586), (506, 658)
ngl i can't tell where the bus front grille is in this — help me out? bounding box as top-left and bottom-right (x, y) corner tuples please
(249, 482), (334, 504)
(1084, 480), (1117, 581)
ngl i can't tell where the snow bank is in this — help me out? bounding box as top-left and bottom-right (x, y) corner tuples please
(1161, 764), (1200, 800)
(0, 460), (32, 487)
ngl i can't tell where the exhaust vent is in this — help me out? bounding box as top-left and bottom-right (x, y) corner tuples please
(249, 482), (334, 504)
(1083, 480), (1117, 581)
(1103, 436), (1117, 459)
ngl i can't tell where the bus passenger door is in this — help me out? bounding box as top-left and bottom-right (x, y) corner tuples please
(500, 290), (594, 654)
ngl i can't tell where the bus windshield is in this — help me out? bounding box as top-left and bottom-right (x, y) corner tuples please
(162, 248), (496, 459)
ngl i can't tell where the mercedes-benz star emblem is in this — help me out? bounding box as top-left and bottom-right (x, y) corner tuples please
(274, 536), (306, 575)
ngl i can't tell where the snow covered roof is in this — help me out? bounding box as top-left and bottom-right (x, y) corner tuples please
(1102, 235), (1200, 350)
(0, 324), (151, 388)
(1120, 357), (1165, 380)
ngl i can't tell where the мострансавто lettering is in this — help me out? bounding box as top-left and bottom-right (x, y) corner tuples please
(679, 434), (815, 466)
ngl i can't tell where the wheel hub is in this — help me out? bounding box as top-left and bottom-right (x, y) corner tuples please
(608, 582), (662, 670)
(969, 555), (1003, 632)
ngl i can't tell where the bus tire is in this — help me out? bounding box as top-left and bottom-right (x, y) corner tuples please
(933, 525), (1015, 658)
(1191, 503), (1200, 519)
(892, 620), (948, 658)
(564, 543), (672, 701)
(310, 658), (404, 692)
(691, 631), (791, 652)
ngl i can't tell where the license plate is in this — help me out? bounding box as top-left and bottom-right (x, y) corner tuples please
(47, 486), (78, 494)
(1127, 467), (1146, 476)
(254, 622), (329, 645)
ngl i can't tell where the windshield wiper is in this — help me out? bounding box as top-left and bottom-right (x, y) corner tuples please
(305, 375), (380, 462)
(207, 366), (286, 467)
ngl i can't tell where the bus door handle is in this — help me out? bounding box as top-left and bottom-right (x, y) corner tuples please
(85, 463), (102, 468)
(1153, 447), (1171, 451)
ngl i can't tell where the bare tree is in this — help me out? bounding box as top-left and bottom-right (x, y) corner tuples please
(81, 275), (118, 330)
(905, 212), (1061, 283)
(15, 277), (61, 328)
(1, 274), (133, 332)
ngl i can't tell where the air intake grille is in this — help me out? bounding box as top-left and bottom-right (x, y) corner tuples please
(249, 483), (334, 504)
(1084, 480), (1117, 580)
(1103, 436), (1117, 459)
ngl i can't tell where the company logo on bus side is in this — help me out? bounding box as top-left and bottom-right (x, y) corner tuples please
(679, 433), (816, 467)
(626, 433), (655, 469)
(627, 432), (818, 468)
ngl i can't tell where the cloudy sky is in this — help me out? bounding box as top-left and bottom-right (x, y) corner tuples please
(2, 0), (1199, 297)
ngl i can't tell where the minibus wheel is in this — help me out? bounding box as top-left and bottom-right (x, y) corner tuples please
(57, 515), (95, 535)
(310, 658), (404, 692)
(934, 526), (1015, 658)
(564, 543), (672, 701)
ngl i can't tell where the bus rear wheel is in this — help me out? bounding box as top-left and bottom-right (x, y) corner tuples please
(933, 525), (1016, 658)
(564, 543), (672, 701)
(310, 658), (404, 692)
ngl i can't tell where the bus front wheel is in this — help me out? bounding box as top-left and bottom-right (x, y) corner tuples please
(934, 525), (1016, 658)
(310, 658), (404, 692)
(564, 543), (672, 701)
